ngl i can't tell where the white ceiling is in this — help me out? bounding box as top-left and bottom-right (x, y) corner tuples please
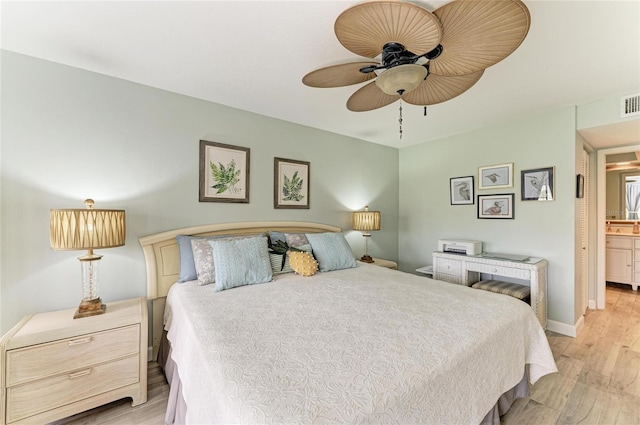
(2, 0), (639, 148)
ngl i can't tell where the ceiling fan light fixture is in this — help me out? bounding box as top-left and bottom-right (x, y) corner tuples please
(375, 64), (427, 96)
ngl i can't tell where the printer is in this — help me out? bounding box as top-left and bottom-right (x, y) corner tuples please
(438, 239), (483, 256)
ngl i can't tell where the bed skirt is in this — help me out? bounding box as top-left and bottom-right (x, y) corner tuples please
(158, 330), (529, 425)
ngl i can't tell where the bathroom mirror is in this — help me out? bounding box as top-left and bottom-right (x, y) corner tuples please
(606, 152), (640, 220)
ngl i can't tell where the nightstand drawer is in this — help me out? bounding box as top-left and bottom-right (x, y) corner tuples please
(7, 354), (139, 423)
(7, 324), (139, 386)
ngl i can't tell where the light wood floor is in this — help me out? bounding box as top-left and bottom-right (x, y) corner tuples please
(503, 283), (640, 425)
(51, 284), (639, 425)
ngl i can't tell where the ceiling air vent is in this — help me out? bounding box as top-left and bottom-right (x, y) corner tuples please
(621, 93), (640, 118)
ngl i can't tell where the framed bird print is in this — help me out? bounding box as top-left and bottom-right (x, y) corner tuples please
(521, 166), (554, 201)
(477, 194), (514, 219)
(478, 163), (514, 189)
(450, 176), (474, 205)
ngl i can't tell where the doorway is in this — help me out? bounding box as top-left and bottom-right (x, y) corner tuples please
(596, 144), (640, 309)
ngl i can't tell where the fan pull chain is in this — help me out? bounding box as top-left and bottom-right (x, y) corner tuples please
(398, 100), (403, 139)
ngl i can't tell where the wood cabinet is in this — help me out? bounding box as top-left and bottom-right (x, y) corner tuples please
(432, 252), (548, 328)
(0, 298), (148, 425)
(605, 235), (638, 290)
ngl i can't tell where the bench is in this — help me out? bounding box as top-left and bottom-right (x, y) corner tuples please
(471, 279), (531, 303)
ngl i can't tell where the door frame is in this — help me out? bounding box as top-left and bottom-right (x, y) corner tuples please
(596, 143), (640, 308)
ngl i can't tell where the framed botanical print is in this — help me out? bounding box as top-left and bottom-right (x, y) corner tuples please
(478, 163), (514, 189)
(450, 176), (474, 205)
(274, 157), (310, 209)
(199, 140), (250, 203)
(521, 166), (554, 201)
(477, 194), (515, 219)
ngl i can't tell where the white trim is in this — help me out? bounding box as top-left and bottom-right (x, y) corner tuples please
(546, 319), (578, 337)
(574, 314), (585, 337)
(588, 299), (597, 310)
(148, 346), (153, 362)
(596, 144), (640, 310)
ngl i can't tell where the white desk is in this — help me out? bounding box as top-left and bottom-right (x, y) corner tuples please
(432, 251), (548, 328)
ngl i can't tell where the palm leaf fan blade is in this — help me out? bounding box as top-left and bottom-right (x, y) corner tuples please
(334, 1), (442, 58)
(302, 62), (379, 88)
(403, 70), (483, 106)
(429, 0), (530, 76)
(346, 81), (400, 112)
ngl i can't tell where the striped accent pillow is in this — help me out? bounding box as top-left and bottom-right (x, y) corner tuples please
(472, 280), (531, 300)
(269, 253), (293, 275)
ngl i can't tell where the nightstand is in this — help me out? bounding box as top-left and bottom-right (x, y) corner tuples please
(0, 297), (148, 425)
(368, 258), (398, 270)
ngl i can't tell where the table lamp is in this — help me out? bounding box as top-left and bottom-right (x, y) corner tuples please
(352, 206), (381, 263)
(50, 199), (126, 318)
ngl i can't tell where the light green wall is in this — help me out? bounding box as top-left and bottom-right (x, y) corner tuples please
(0, 52), (399, 333)
(398, 107), (578, 326)
(577, 95), (637, 130)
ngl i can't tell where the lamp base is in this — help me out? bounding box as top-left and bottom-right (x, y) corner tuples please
(360, 255), (374, 263)
(74, 297), (106, 319)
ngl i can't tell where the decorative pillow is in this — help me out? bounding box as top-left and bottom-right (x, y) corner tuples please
(191, 238), (217, 285)
(268, 243), (313, 275)
(190, 233), (266, 285)
(269, 231), (310, 249)
(269, 253), (294, 275)
(306, 232), (357, 272)
(176, 235), (210, 283)
(211, 237), (273, 292)
(288, 251), (318, 277)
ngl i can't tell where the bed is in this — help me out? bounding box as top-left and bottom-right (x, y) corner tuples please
(139, 221), (557, 425)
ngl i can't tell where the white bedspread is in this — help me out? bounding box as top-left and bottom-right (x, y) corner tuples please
(164, 263), (556, 425)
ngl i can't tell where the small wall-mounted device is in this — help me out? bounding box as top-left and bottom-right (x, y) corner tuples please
(438, 239), (483, 256)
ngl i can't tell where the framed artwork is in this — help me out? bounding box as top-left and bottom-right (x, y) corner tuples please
(450, 176), (474, 205)
(199, 140), (250, 203)
(477, 194), (514, 219)
(576, 174), (585, 199)
(478, 163), (514, 189)
(521, 166), (554, 201)
(274, 157), (310, 209)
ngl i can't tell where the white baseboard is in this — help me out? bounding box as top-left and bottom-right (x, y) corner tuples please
(148, 346), (153, 362)
(546, 319), (579, 337)
(588, 299), (597, 310)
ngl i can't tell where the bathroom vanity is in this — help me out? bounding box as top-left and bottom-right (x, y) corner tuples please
(606, 231), (640, 290)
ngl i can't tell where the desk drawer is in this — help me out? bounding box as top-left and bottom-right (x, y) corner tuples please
(7, 354), (139, 423)
(467, 263), (531, 280)
(435, 258), (462, 275)
(7, 325), (139, 386)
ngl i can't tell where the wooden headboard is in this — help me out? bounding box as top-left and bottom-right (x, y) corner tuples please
(138, 221), (342, 357)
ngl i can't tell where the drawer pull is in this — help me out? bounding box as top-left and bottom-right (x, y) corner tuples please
(68, 337), (93, 346)
(492, 268), (498, 272)
(68, 368), (92, 379)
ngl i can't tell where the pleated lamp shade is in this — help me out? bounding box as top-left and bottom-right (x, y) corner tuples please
(352, 207), (381, 233)
(50, 207), (126, 250)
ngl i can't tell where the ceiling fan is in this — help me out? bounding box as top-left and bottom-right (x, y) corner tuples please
(302, 0), (531, 113)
